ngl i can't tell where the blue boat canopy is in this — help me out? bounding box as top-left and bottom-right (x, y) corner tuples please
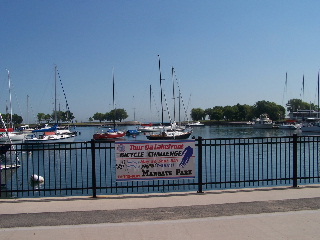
(32, 124), (58, 133)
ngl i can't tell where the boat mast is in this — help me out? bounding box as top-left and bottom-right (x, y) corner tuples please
(54, 65), (57, 124)
(158, 55), (164, 126)
(318, 72), (319, 118)
(172, 67), (176, 123)
(27, 94), (29, 125)
(112, 68), (116, 130)
(149, 85), (151, 112)
(133, 95), (136, 121)
(6, 69), (13, 128)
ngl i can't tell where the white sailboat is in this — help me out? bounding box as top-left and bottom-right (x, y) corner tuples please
(147, 56), (192, 140)
(301, 72), (320, 133)
(0, 70), (27, 143)
(24, 66), (76, 144)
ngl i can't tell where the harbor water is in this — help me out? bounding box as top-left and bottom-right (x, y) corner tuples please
(0, 125), (311, 198)
(77, 124), (303, 141)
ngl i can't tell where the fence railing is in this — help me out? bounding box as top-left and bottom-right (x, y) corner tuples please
(1, 134), (319, 198)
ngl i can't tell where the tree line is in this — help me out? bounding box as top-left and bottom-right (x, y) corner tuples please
(90, 109), (128, 123)
(1, 98), (316, 126)
(36, 110), (75, 124)
(0, 113), (23, 125)
(190, 99), (318, 121)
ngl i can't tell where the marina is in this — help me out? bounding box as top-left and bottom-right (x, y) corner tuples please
(1, 124), (318, 199)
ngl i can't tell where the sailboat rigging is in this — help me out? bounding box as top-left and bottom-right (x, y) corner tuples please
(0, 69), (27, 142)
(300, 71), (320, 132)
(93, 69), (126, 140)
(24, 66), (76, 143)
(146, 56), (192, 140)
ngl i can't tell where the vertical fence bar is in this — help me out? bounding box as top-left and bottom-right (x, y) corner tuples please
(91, 139), (97, 198)
(197, 136), (203, 193)
(293, 134), (298, 187)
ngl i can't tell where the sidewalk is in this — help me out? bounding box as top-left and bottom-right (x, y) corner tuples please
(1, 185), (320, 239)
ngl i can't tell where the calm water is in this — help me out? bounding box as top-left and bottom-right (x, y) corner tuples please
(74, 125), (303, 142)
(1, 125), (311, 198)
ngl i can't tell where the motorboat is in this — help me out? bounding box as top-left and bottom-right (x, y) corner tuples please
(186, 121), (204, 127)
(18, 125), (34, 133)
(253, 114), (274, 129)
(279, 124), (300, 130)
(278, 121), (301, 130)
(301, 119), (320, 132)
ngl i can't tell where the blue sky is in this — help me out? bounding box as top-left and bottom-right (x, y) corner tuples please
(1, 0), (320, 123)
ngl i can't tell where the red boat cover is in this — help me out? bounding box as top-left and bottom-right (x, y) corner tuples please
(0, 128), (14, 132)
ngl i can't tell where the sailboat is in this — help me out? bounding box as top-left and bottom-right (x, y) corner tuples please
(24, 66), (76, 143)
(0, 70), (27, 142)
(146, 56), (192, 140)
(301, 72), (320, 132)
(93, 70), (126, 140)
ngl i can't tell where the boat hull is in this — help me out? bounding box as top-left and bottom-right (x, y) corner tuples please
(252, 124), (274, 129)
(186, 121), (204, 127)
(93, 131), (126, 140)
(0, 133), (27, 142)
(279, 124), (300, 130)
(301, 126), (320, 132)
(24, 132), (76, 144)
(146, 131), (192, 140)
(126, 130), (141, 135)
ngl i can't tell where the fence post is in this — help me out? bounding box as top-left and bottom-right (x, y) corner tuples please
(197, 136), (203, 193)
(292, 134), (298, 188)
(91, 139), (97, 198)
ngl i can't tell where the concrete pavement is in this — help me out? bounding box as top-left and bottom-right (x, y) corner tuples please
(1, 185), (320, 239)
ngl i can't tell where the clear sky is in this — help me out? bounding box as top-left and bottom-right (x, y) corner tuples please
(1, 0), (320, 123)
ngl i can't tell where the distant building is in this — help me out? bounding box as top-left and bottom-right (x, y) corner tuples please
(288, 110), (320, 121)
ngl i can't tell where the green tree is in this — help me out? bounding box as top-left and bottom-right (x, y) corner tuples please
(190, 108), (206, 121)
(0, 113), (10, 124)
(0, 113), (23, 126)
(44, 114), (51, 123)
(64, 110), (75, 122)
(236, 104), (254, 121)
(253, 100), (285, 121)
(109, 109), (128, 122)
(52, 110), (63, 123)
(223, 105), (237, 121)
(37, 113), (46, 123)
(204, 108), (214, 120)
(212, 106), (225, 120)
(286, 99), (317, 112)
(51, 110), (75, 123)
(93, 112), (106, 123)
(12, 114), (23, 125)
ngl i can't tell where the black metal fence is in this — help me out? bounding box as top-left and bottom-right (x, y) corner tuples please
(1, 134), (319, 198)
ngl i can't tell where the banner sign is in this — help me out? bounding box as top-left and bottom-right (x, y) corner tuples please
(115, 140), (196, 181)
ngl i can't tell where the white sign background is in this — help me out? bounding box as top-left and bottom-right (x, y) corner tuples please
(115, 140), (196, 181)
